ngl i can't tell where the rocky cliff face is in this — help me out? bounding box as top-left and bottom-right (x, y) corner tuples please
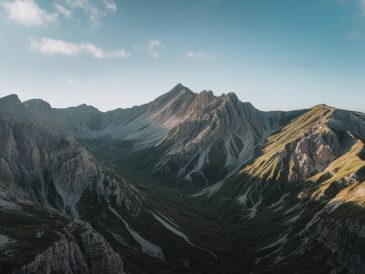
(0, 98), (136, 273)
(0, 108), (143, 218)
(1, 87), (365, 274)
(0, 93), (229, 274)
(22, 84), (302, 188)
(202, 105), (362, 206)
(197, 104), (365, 273)
(19, 222), (125, 274)
(150, 91), (301, 186)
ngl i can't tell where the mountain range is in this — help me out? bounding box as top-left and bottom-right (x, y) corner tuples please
(0, 84), (364, 274)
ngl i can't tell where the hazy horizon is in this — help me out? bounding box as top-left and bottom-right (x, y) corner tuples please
(1, 83), (363, 114)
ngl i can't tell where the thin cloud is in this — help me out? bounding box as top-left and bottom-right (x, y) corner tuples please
(60, 76), (94, 87)
(185, 50), (215, 60)
(30, 38), (130, 59)
(360, 0), (365, 16)
(103, 0), (117, 12)
(3, 0), (117, 28)
(60, 76), (76, 85)
(3, 0), (58, 26)
(348, 30), (364, 41)
(147, 39), (164, 59)
(54, 3), (72, 19)
(65, 0), (117, 26)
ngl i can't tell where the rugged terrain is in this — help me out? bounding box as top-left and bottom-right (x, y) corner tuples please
(24, 84), (303, 188)
(0, 85), (365, 273)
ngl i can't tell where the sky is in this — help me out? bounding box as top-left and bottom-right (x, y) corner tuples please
(0, 0), (365, 112)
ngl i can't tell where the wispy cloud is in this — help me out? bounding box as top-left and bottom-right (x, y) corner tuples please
(360, 0), (365, 16)
(65, 0), (117, 26)
(185, 50), (215, 60)
(54, 3), (72, 19)
(2, 0), (117, 27)
(60, 76), (76, 85)
(60, 76), (94, 88)
(30, 38), (130, 59)
(103, 0), (117, 12)
(147, 39), (164, 59)
(348, 29), (364, 41)
(3, 0), (58, 26)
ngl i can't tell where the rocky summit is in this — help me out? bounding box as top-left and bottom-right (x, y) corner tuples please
(0, 85), (365, 274)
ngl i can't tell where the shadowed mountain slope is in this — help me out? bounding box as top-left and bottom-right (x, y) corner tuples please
(1, 87), (365, 274)
(22, 84), (304, 189)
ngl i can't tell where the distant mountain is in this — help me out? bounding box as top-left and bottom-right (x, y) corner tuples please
(1, 85), (365, 274)
(22, 84), (304, 189)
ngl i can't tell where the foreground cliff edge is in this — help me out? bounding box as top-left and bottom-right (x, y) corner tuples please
(0, 84), (364, 273)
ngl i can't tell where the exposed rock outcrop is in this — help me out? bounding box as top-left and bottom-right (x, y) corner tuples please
(19, 222), (125, 274)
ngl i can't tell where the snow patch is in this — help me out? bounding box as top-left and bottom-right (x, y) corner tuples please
(259, 234), (287, 251)
(237, 184), (254, 206)
(151, 211), (217, 259)
(249, 197), (262, 219)
(109, 207), (165, 260)
(0, 198), (18, 209)
(151, 212), (189, 242)
(268, 193), (290, 211)
(111, 232), (130, 248)
(0, 234), (10, 249)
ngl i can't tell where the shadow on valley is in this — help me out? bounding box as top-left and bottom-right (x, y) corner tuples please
(72, 136), (365, 274)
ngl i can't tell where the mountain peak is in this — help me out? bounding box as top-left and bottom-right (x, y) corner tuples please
(311, 104), (334, 111)
(198, 90), (214, 97)
(224, 92), (239, 100)
(169, 83), (194, 95)
(71, 104), (100, 112)
(221, 92), (241, 106)
(173, 83), (185, 90)
(0, 94), (26, 113)
(152, 84), (195, 107)
(0, 94), (21, 107)
(23, 99), (52, 113)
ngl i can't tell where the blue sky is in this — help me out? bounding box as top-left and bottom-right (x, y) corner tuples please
(0, 0), (365, 112)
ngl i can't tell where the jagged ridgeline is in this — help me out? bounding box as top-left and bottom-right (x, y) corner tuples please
(0, 84), (365, 273)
